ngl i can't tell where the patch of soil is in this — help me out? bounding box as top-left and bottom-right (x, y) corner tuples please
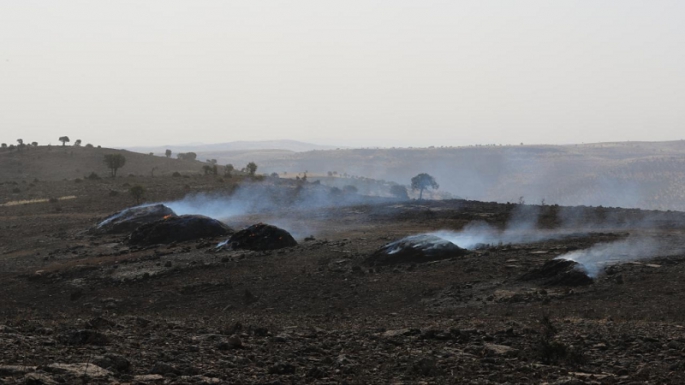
(129, 215), (232, 246)
(367, 234), (468, 265)
(520, 258), (594, 286)
(90, 204), (177, 235)
(225, 223), (298, 251)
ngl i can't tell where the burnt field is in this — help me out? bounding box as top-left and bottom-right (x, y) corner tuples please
(3, 181), (685, 384)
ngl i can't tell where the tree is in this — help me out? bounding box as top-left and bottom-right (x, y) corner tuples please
(390, 185), (409, 199)
(31, 142), (38, 147)
(59, 136), (70, 146)
(17, 139), (23, 146)
(103, 154), (126, 177)
(129, 185), (145, 204)
(224, 164), (234, 177)
(202, 165), (212, 175)
(246, 162), (258, 176)
(411, 173), (439, 200)
(0, 143), (6, 149)
(177, 152), (197, 161)
(74, 139), (82, 147)
(165, 149), (172, 158)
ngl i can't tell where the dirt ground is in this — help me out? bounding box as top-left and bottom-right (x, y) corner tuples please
(2, 177), (685, 384)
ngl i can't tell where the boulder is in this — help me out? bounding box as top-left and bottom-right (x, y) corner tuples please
(90, 204), (176, 235)
(129, 215), (233, 246)
(367, 234), (468, 265)
(223, 223), (297, 251)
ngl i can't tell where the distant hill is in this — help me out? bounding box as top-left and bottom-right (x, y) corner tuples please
(126, 140), (338, 155)
(253, 141), (685, 211)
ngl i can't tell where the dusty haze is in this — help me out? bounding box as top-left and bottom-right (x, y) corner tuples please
(1, 1), (683, 148)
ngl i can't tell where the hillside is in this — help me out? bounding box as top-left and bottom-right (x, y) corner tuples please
(0, 146), (207, 182)
(254, 141), (685, 211)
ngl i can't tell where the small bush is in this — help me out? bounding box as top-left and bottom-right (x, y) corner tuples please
(129, 185), (145, 204)
(48, 197), (59, 203)
(108, 190), (119, 197)
(12, 188), (20, 193)
(74, 178), (83, 183)
(86, 172), (101, 180)
(172, 172), (181, 177)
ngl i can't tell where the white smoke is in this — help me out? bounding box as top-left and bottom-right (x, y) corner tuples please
(555, 236), (677, 278)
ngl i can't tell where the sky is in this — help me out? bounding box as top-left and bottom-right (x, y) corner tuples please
(1, 1), (683, 148)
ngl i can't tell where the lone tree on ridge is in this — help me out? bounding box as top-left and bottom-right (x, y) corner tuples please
(411, 173), (439, 200)
(59, 136), (70, 146)
(103, 154), (126, 177)
(246, 162), (258, 176)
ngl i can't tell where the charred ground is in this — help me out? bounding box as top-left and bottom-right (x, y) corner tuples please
(2, 176), (685, 383)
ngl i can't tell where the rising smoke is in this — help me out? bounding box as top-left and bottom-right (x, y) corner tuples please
(555, 235), (681, 278)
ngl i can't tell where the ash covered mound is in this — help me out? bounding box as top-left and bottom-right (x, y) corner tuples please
(223, 223), (298, 251)
(520, 258), (593, 287)
(129, 215), (233, 246)
(90, 204), (176, 235)
(367, 234), (468, 265)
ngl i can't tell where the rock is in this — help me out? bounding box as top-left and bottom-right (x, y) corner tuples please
(382, 328), (419, 338)
(367, 234), (468, 265)
(483, 343), (518, 356)
(223, 223), (298, 251)
(0, 365), (37, 376)
(45, 363), (112, 378)
(129, 215), (233, 246)
(58, 329), (109, 345)
(150, 362), (178, 375)
(90, 204), (176, 235)
(268, 362), (296, 375)
(407, 357), (441, 376)
(217, 335), (243, 350)
(84, 317), (116, 330)
(133, 374), (165, 382)
(92, 354), (131, 372)
(23, 373), (58, 385)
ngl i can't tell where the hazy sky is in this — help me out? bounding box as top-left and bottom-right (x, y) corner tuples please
(1, 1), (683, 148)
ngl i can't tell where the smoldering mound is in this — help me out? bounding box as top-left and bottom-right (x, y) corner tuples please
(220, 223), (298, 251)
(129, 215), (233, 246)
(90, 204), (176, 235)
(368, 234), (469, 265)
(520, 259), (594, 287)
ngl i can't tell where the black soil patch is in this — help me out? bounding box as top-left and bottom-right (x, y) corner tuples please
(90, 204), (176, 235)
(520, 259), (593, 287)
(225, 223), (298, 251)
(129, 215), (233, 246)
(367, 234), (468, 265)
